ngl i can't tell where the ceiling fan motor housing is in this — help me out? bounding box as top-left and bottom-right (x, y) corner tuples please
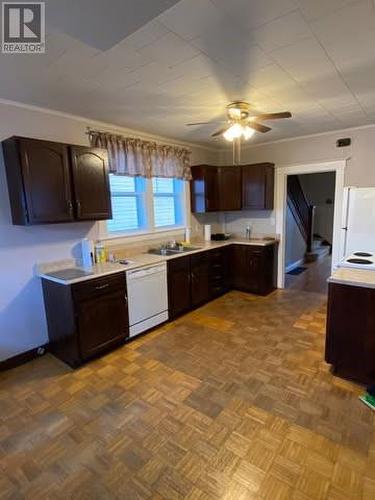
(227, 101), (250, 121)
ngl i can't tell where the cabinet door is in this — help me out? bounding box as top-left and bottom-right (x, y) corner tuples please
(247, 249), (264, 294)
(231, 245), (275, 294)
(231, 245), (251, 290)
(76, 289), (129, 360)
(191, 253), (210, 307)
(19, 138), (73, 223)
(218, 167), (242, 211)
(168, 257), (191, 319)
(190, 165), (219, 213)
(242, 164), (274, 210)
(70, 146), (112, 220)
(326, 284), (375, 383)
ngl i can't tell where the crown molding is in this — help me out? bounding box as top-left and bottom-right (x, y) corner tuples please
(0, 98), (219, 153)
(218, 122), (375, 153)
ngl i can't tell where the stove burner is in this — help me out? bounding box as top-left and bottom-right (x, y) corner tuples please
(346, 258), (373, 265)
(353, 252), (373, 257)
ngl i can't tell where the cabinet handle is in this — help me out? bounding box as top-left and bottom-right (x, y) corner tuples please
(95, 284), (109, 290)
(124, 294), (128, 304)
(67, 200), (73, 216)
(76, 200), (81, 216)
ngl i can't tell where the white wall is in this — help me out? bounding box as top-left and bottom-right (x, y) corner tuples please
(0, 101), (217, 361)
(220, 125), (375, 186)
(224, 210), (275, 237)
(219, 125), (375, 240)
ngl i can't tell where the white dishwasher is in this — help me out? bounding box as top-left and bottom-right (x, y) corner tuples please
(126, 263), (168, 338)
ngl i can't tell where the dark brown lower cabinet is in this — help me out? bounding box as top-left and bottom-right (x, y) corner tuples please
(167, 248), (231, 319)
(231, 244), (277, 295)
(191, 252), (210, 307)
(207, 247), (231, 298)
(326, 283), (375, 384)
(168, 244), (277, 319)
(167, 256), (192, 320)
(42, 273), (129, 367)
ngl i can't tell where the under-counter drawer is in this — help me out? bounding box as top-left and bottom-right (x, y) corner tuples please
(72, 273), (126, 301)
(190, 251), (209, 268)
(207, 248), (224, 260)
(168, 255), (190, 273)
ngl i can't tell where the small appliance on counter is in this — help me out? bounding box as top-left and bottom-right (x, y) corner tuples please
(211, 233), (231, 241)
(80, 238), (94, 268)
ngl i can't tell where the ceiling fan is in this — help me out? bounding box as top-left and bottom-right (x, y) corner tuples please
(186, 101), (292, 141)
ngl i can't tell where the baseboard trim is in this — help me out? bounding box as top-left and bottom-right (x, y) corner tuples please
(285, 259), (304, 273)
(0, 345), (48, 372)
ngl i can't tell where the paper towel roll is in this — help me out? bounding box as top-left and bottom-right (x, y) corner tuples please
(204, 224), (211, 241)
(185, 227), (191, 244)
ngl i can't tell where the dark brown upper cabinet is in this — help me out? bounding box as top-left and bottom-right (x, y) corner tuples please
(2, 136), (112, 225)
(190, 164), (241, 213)
(190, 165), (219, 213)
(3, 137), (74, 224)
(242, 163), (274, 210)
(70, 146), (112, 221)
(218, 166), (242, 211)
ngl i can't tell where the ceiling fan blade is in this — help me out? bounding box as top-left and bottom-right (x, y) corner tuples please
(186, 121), (226, 126)
(254, 111), (292, 121)
(247, 122), (272, 133)
(211, 127), (229, 137)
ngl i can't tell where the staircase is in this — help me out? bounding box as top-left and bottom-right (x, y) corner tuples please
(306, 235), (331, 263)
(287, 176), (331, 263)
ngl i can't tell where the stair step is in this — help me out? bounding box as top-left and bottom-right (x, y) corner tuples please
(305, 245), (330, 263)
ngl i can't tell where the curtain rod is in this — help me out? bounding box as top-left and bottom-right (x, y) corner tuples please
(85, 126), (192, 151)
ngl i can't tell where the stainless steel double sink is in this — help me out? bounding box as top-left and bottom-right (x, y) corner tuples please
(148, 246), (202, 256)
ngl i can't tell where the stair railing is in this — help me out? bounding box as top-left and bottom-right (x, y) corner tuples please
(287, 175), (315, 252)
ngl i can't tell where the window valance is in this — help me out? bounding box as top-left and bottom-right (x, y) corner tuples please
(89, 131), (192, 180)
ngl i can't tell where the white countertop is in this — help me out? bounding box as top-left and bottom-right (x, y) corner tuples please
(38, 238), (278, 286)
(328, 267), (375, 289)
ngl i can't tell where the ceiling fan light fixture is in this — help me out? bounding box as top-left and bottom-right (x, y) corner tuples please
(223, 123), (242, 141)
(243, 125), (255, 140)
(223, 123), (255, 141)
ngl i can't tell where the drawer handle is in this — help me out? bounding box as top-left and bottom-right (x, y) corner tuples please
(95, 284), (109, 290)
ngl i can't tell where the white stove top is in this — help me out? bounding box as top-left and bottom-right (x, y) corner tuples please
(339, 251), (375, 270)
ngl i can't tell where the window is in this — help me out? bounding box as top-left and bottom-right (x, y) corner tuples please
(107, 175), (147, 233)
(152, 177), (185, 228)
(107, 175), (186, 235)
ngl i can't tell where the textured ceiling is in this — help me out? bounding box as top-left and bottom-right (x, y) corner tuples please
(0, 0), (375, 146)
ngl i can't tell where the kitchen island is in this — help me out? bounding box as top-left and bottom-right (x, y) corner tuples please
(326, 268), (375, 384)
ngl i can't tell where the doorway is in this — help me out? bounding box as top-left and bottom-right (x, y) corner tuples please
(275, 160), (346, 291)
(284, 172), (335, 294)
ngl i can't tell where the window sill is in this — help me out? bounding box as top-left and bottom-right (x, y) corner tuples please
(100, 225), (186, 244)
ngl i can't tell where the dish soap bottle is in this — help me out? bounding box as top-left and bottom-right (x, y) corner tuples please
(94, 241), (106, 264)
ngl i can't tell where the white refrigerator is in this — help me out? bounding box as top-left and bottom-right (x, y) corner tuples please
(342, 187), (375, 256)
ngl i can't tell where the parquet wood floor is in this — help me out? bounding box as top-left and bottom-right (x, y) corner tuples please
(1, 290), (374, 499)
(285, 255), (332, 295)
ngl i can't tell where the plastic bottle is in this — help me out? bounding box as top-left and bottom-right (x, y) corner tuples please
(94, 241), (106, 264)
